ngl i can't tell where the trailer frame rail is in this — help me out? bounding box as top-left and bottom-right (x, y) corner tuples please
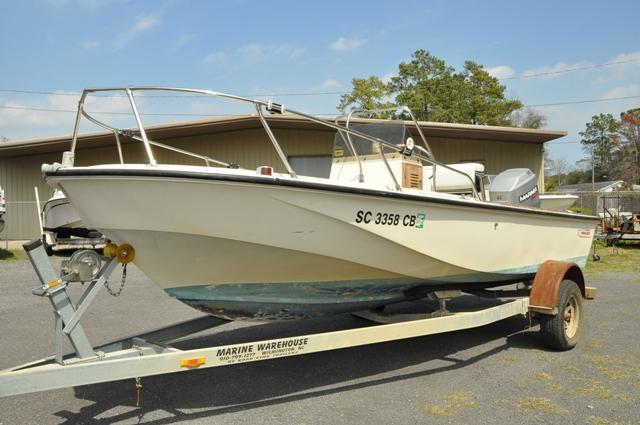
(0, 238), (536, 398)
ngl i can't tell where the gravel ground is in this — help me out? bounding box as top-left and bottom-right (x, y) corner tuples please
(0, 253), (639, 425)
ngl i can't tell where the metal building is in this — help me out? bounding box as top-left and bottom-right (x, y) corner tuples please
(0, 115), (564, 239)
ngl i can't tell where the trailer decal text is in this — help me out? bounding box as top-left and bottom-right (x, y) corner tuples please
(215, 337), (310, 364)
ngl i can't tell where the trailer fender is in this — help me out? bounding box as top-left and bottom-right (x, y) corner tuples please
(529, 260), (588, 316)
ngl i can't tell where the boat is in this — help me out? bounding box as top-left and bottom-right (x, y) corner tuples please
(40, 188), (104, 254)
(42, 188), (85, 236)
(484, 176), (578, 212)
(41, 87), (598, 320)
(539, 193), (579, 211)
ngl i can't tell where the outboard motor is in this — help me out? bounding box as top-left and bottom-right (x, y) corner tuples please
(489, 168), (540, 208)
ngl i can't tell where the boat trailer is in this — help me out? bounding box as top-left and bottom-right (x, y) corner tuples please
(0, 240), (595, 398)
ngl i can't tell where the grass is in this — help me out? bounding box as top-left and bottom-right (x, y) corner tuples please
(560, 364), (581, 374)
(0, 248), (18, 260)
(442, 392), (476, 409)
(571, 378), (631, 402)
(424, 405), (452, 417)
(570, 206), (594, 216)
(424, 392), (476, 418)
(587, 355), (640, 380)
(517, 396), (568, 415)
(546, 383), (564, 393)
(537, 352), (558, 363)
(586, 416), (640, 425)
(533, 371), (553, 381)
(585, 242), (640, 276)
(496, 354), (518, 362)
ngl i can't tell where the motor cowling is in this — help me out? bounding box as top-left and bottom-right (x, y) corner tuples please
(489, 168), (540, 207)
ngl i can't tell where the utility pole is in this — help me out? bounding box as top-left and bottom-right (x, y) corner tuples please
(591, 149), (595, 191)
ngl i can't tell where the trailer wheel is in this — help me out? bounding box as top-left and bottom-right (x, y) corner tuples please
(539, 279), (583, 350)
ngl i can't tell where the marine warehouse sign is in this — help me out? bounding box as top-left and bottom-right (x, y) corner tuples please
(214, 337), (310, 364)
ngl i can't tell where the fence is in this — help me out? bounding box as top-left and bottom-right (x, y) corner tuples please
(571, 191), (640, 216)
(0, 201), (40, 249)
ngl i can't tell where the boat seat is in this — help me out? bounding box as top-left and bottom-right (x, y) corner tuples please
(423, 163), (484, 192)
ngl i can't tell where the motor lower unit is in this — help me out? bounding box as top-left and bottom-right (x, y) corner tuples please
(489, 168), (540, 208)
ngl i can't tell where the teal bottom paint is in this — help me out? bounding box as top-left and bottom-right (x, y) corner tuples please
(165, 256), (587, 320)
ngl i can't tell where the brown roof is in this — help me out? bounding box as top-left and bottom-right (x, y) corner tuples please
(0, 114), (566, 158)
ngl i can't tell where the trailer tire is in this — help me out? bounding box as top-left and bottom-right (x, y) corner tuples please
(539, 279), (583, 350)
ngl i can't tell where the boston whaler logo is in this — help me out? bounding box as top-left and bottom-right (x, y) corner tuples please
(416, 213), (426, 229)
(578, 229), (592, 238)
(518, 186), (539, 203)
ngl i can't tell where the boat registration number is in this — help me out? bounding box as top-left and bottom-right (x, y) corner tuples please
(355, 210), (425, 228)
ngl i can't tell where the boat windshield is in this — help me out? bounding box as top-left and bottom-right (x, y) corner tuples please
(332, 121), (407, 159)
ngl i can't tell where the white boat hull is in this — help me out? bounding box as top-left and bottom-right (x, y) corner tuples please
(540, 194), (579, 212)
(46, 165), (597, 320)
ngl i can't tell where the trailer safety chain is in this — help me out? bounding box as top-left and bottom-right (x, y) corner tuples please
(135, 377), (142, 407)
(104, 264), (127, 297)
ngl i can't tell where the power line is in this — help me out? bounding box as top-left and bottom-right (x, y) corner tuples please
(0, 88), (345, 98)
(0, 104), (338, 117)
(0, 59), (640, 98)
(0, 105), (230, 116)
(0, 57), (638, 99)
(546, 140), (582, 144)
(2, 94), (638, 117)
(527, 95), (640, 107)
(498, 58), (640, 80)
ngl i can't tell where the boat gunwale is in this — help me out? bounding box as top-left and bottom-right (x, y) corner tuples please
(45, 167), (600, 222)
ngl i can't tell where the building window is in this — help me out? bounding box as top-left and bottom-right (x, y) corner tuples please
(288, 155), (332, 178)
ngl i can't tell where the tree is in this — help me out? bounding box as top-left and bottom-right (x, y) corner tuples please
(544, 149), (554, 171)
(0, 136), (9, 143)
(387, 50), (465, 122)
(579, 113), (619, 187)
(552, 158), (569, 187)
(460, 61), (523, 126)
(510, 107), (547, 129)
(616, 108), (640, 185)
(544, 179), (557, 192)
(543, 151), (569, 188)
(340, 49), (525, 125)
(337, 76), (394, 113)
(563, 159), (593, 185)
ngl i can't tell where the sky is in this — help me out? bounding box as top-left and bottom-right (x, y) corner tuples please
(1, 0), (639, 168)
